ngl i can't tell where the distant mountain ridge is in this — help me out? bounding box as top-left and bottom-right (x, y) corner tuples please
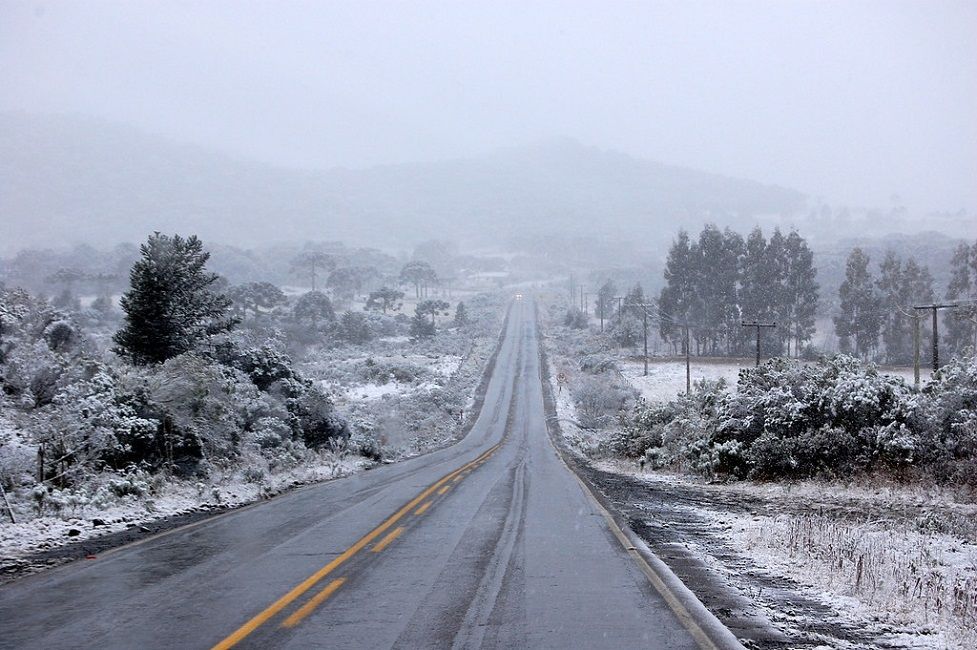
(0, 113), (806, 252)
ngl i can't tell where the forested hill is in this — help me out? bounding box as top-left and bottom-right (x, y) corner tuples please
(0, 113), (805, 252)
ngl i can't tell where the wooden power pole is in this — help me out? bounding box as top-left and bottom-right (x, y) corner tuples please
(912, 302), (974, 376)
(741, 320), (777, 367)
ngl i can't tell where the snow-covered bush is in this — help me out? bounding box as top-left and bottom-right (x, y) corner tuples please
(617, 356), (977, 482)
(337, 311), (373, 344)
(918, 355), (977, 485)
(613, 400), (674, 458)
(573, 376), (637, 429)
(0, 439), (34, 489)
(563, 308), (588, 329)
(579, 353), (617, 374)
(287, 386), (350, 449)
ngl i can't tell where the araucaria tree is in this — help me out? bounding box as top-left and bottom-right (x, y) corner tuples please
(114, 233), (235, 365)
(365, 286), (405, 314)
(292, 290), (335, 328)
(834, 247), (883, 358)
(400, 261), (438, 299)
(290, 251), (335, 291)
(410, 299), (450, 337)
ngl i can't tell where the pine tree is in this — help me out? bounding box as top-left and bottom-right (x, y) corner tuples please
(658, 231), (694, 353)
(454, 301), (468, 326)
(873, 253), (934, 365)
(877, 251), (907, 363)
(900, 257), (935, 363)
(764, 229), (790, 355)
(944, 241), (977, 356)
(400, 261), (438, 299)
(365, 286), (404, 314)
(289, 251), (335, 291)
(690, 225), (733, 355)
(615, 285), (646, 348)
(781, 231), (818, 356)
(114, 233), (235, 365)
(596, 279), (617, 331)
(739, 227), (779, 354)
(718, 229), (745, 355)
(834, 248), (882, 359)
(293, 290), (335, 328)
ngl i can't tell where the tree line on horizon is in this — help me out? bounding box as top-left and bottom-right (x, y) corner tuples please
(586, 225), (977, 365)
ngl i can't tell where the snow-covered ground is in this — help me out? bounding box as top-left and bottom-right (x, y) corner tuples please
(597, 462), (977, 650)
(542, 318), (976, 648)
(320, 354), (464, 404)
(622, 358), (928, 402)
(620, 359), (748, 401)
(0, 454), (365, 578)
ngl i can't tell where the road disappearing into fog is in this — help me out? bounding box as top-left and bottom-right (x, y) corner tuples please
(0, 299), (719, 649)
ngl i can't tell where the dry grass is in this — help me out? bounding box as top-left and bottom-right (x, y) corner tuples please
(740, 512), (977, 648)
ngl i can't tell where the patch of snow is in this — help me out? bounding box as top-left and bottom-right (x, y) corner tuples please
(620, 360), (746, 401)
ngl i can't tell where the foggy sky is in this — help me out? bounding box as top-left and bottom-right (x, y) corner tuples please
(2, 0), (976, 213)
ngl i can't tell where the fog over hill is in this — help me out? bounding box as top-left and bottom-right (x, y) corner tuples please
(0, 113), (807, 253)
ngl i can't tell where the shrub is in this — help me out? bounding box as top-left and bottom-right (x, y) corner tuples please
(563, 308), (588, 329)
(617, 356), (976, 482)
(574, 376), (637, 430)
(579, 354), (617, 374)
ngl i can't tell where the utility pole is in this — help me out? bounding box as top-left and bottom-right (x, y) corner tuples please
(633, 304), (662, 377)
(913, 311), (921, 389)
(912, 302), (970, 373)
(741, 320), (777, 367)
(683, 323), (691, 393)
(0, 481), (15, 524)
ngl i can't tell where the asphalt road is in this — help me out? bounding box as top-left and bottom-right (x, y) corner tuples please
(0, 298), (704, 649)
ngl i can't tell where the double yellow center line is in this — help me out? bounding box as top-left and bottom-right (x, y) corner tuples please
(211, 441), (502, 649)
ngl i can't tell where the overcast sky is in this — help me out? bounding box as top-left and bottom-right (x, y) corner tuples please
(2, 0), (975, 212)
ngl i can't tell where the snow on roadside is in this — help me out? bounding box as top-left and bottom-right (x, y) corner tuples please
(546, 359), (606, 457)
(598, 462), (977, 650)
(714, 509), (976, 650)
(0, 455), (366, 572)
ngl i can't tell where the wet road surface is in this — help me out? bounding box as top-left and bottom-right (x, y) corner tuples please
(0, 299), (703, 649)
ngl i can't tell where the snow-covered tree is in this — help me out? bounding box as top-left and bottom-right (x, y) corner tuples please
(365, 286), (404, 314)
(227, 281), (287, 320)
(399, 261), (438, 299)
(410, 299), (450, 337)
(453, 301), (469, 326)
(781, 230), (819, 356)
(945, 241), (977, 357)
(337, 310), (373, 344)
(292, 290), (335, 328)
(289, 250), (335, 291)
(834, 248), (882, 358)
(114, 233), (235, 365)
